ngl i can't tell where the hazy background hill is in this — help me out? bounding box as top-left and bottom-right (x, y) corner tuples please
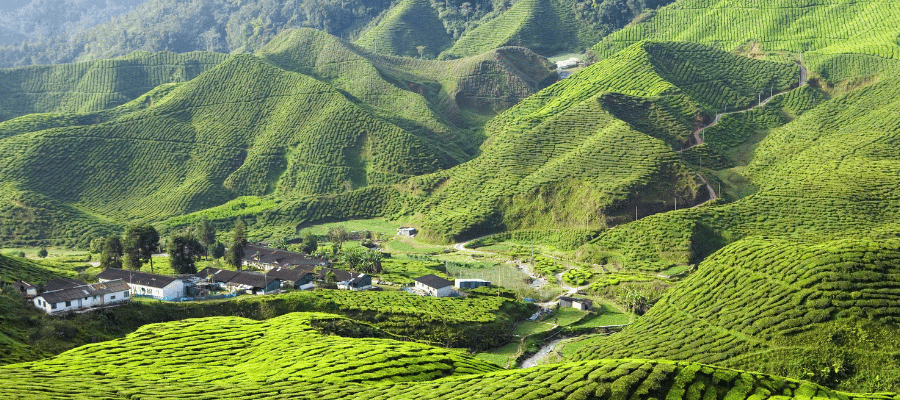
(0, 0), (676, 68)
(0, 0), (146, 47)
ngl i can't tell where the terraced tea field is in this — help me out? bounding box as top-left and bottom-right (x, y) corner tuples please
(2, 352), (896, 399)
(8, 313), (499, 386)
(593, 0), (900, 62)
(567, 237), (900, 391)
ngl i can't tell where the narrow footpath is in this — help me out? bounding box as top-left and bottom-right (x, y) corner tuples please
(677, 64), (807, 202)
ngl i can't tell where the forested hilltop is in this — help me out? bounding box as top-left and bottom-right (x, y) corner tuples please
(0, 0), (672, 68)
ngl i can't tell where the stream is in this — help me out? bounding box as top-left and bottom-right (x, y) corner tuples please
(520, 337), (568, 368)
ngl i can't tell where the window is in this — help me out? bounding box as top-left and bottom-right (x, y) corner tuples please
(124, 292), (129, 297)
(65, 301), (71, 307)
(111, 295), (116, 300)
(52, 303), (57, 309)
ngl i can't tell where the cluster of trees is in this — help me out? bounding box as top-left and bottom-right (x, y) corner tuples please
(92, 224), (160, 272)
(89, 216), (252, 275)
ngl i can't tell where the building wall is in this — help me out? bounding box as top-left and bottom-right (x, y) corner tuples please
(32, 290), (129, 314)
(124, 281), (184, 299)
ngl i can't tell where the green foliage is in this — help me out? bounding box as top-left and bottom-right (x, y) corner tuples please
(167, 235), (203, 275)
(301, 232), (318, 254)
(99, 235), (123, 269)
(225, 220), (247, 270)
(36, 248), (47, 258)
(2, 312), (500, 386)
(122, 225), (159, 271)
(562, 267), (594, 286)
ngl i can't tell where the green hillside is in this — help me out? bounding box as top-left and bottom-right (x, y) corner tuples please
(0, 29), (557, 246)
(2, 344), (897, 399)
(355, 0), (453, 58)
(592, 0), (900, 62)
(440, 0), (577, 59)
(0, 51), (227, 122)
(580, 61), (900, 270)
(11, 313), (500, 384)
(567, 237), (900, 391)
(403, 41), (798, 242)
(0, 253), (77, 285)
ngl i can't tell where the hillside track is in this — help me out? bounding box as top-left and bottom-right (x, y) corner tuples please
(679, 64), (808, 202)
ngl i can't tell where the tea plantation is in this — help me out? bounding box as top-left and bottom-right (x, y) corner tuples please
(0, 28), (556, 247)
(2, 350), (898, 399)
(404, 41), (798, 242)
(567, 237), (900, 391)
(592, 0), (900, 62)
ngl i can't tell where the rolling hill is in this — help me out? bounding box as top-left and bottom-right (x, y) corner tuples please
(1, 316), (896, 400)
(566, 237), (900, 392)
(0, 28), (555, 246)
(354, 0), (453, 58)
(578, 57), (900, 271)
(400, 40), (799, 242)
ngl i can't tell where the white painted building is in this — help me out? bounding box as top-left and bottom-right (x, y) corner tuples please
(33, 280), (130, 314)
(97, 268), (186, 300)
(413, 274), (453, 297)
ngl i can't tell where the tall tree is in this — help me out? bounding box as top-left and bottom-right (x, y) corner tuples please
(327, 226), (349, 254)
(122, 226), (142, 270)
(225, 219), (247, 270)
(100, 235), (124, 269)
(167, 235), (203, 275)
(211, 242), (225, 259)
(301, 232), (318, 254)
(123, 225), (160, 272)
(197, 216), (216, 260)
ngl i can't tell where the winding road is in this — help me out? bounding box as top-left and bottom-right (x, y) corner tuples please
(678, 64), (808, 202)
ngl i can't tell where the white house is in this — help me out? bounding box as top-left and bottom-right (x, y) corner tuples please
(97, 268), (186, 300)
(33, 280), (130, 314)
(455, 279), (491, 289)
(413, 274), (453, 297)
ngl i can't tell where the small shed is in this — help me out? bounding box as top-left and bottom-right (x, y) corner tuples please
(397, 227), (418, 237)
(559, 296), (593, 311)
(13, 281), (38, 297)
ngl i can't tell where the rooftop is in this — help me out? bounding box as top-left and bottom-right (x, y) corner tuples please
(97, 268), (179, 289)
(414, 274), (453, 289)
(39, 280), (130, 304)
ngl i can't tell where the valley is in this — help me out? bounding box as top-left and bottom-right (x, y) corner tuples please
(1, 0), (900, 397)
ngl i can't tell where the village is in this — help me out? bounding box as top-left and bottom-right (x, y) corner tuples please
(14, 229), (595, 316)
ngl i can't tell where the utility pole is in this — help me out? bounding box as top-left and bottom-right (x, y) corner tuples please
(635, 206), (637, 221)
(674, 198), (677, 211)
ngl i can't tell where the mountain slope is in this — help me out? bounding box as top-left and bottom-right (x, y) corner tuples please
(354, 0), (453, 58)
(402, 41), (798, 242)
(581, 64), (900, 270)
(592, 0), (900, 61)
(0, 29), (556, 246)
(0, 51), (227, 122)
